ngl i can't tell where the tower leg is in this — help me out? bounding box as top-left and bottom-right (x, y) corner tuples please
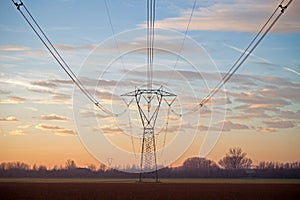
(139, 128), (159, 182)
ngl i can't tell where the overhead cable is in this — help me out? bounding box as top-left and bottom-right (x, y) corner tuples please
(168, 0), (197, 81)
(198, 0), (293, 108)
(12, 0), (125, 117)
(147, 0), (156, 90)
(103, 0), (126, 71)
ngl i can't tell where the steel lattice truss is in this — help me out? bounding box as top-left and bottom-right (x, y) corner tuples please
(122, 87), (176, 181)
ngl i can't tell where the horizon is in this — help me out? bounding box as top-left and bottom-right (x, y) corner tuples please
(1, 0), (300, 170)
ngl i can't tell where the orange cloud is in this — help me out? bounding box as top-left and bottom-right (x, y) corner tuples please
(9, 129), (26, 136)
(18, 125), (31, 129)
(0, 45), (30, 51)
(0, 116), (18, 122)
(152, 0), (300, 33)
(40, 114), (69, 121)
(263, 119), (295, 129)
(99, 125), (123, 136)
(256, 127), (276, 133)
(0, 96), (26, 104)
(36, 124), (63, 130)
(35, 123), (76, 136)
(55, 129), (77, 136)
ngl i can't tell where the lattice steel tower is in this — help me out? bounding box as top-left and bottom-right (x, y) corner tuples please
(122, 87), (176, 182)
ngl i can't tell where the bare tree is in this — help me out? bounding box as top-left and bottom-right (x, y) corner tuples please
(219, 147), (252, 169)
(98, 163), (107, 172)
(87, 164), (97, 172)
(32, 164), (38, 171)
(65, 159), (77, 170)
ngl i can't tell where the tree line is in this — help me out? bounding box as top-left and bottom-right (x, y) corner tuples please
(1, 147), (299, 178)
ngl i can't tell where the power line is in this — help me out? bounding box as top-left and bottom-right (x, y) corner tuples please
(12, 0), (126, 117)
(198, 0), (293, 108)
(168, 0), (197, 81)
(12, 0), (293, 117)
(167, 0), (293, 117)
(103, 0), (126, 71)
(147, 0), (156, 90)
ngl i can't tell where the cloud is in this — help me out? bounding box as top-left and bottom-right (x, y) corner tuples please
(56, 44), (96, 51)
(79, 110), (109, 118)
(256, 127), (276, 133)
(36, 124), (63, 130)
(223, 43), (300, 78)
(9, 129), (26, 136)
(120, 69), (300, 90)
(223, 43), (271, 63)
(0, 116), (18, 122)
(35, 123), (76, 136)
(76, 77), (124, 87)
(31, 81), (57, 88)
(283, 67), (300, 76)
(278, 110), (300, 120)
(0, 78), (35, 90)
(152, 0), (300, 33)
(0, 89), (11, 94)
(263, 119), (295, 129)
(40, 114), (69, 121)
(0, 96), (26, 104)
(55, 129), (77, 136)
(95, 90), (122, 101)
(197, 120), (248, 132)
(229, 88), (293, 108)
(18, 125), (31, 129)
(120, 69), (209, 84)
(228, 106), (270, 120)
(218, 120), (249, 132)
(0, 45), (30, 51)
(224, 73), (300, 88)
(98, 125), (123, 135)
(52, 94), (71, 101)
(26, 88), (57, 95)
(227, 81), (300, 123)
(34, 93), (71, 104)
(50, 79), (74, 85)
(256, 87), (300, 102)
(203, 96), (231, 106)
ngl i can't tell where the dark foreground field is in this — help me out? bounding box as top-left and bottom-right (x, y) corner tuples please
(0, 179), (299, 200)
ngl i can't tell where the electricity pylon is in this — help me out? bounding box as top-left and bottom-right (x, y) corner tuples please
(121, 87), (176, 182)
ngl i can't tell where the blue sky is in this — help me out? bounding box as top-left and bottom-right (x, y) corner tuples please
(0, 0), (299, 169)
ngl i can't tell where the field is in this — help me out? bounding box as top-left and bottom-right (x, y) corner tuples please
(0, 179), (299, 199)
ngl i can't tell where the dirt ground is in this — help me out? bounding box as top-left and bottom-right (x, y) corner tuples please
(0, 182), (299, 200)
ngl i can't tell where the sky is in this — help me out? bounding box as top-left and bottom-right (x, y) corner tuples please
(0, 0), (300, 171)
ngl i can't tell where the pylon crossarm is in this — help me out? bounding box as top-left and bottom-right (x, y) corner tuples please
(121, 87), (177, 182)
(136, 95), (148, 127)
(163, 96), (177, 107)
(149, 95), (163, 127)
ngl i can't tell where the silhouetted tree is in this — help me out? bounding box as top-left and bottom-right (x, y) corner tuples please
(65, 159), (77, 170)
(38, 165), (47, 171)
(98, 163), (107, 172)
(0, 162), (8, 170)
(219, 147), (252, 169)
(87, 164), (97, 171)
(52, 165), (59, 171)
(32, 164), (38, 171)
(1, 162), (30, 170)
(257, 161), (300, 170)
(183, 157), (218, 169)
